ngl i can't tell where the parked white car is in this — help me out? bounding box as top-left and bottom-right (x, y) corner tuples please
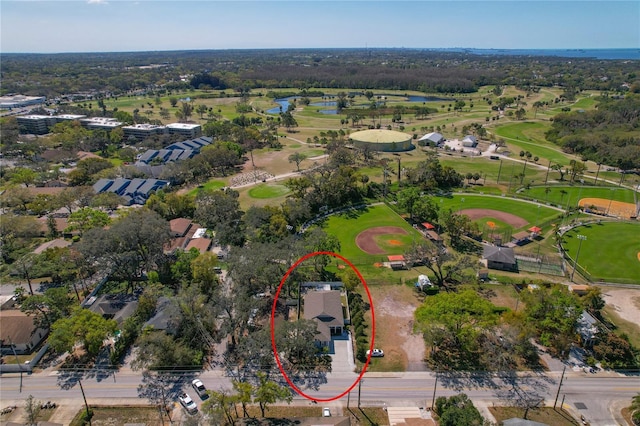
(178, 392), (198, 414)
(366, 348), (384, 357)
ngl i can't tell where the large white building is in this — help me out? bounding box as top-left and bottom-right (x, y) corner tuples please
(79, 117), (123, 131)
(122, 123), (167, 141)
(166, 123), (202, 139)
(16, 114), (85, 135)
(0, 94), (46, 109)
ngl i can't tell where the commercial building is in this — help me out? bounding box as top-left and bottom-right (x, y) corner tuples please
(122, 123), (167, 141)
(166, 123), (202, 139)
(79, 117), (123, 131)
(0, 94), (46, 109)
(16, 114), (85, 135)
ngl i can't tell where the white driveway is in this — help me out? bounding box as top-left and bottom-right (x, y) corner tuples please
(330, 333), (356, 374)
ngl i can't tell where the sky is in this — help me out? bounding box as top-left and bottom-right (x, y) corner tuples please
(1, 1), (639, 53)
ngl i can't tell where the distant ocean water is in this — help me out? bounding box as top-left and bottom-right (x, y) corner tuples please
(430, 48), (639, 60)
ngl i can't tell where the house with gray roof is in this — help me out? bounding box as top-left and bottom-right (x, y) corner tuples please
(93, 178), (168, 205)
(93, 178), (114, 193)
(137, 149), (159, 164)
(144, 297), (178, 335)
(136, 179), (169, 197)
(304, 290), (345, 350)
(107, 178), (131, 195)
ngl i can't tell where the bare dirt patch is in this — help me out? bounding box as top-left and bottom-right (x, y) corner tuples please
(579, 197), (637, 217)
(601, 288), (640, 326)
(369, 285), (425, 371)
(355, 227), (408, 255)
(459, 208), (528, 228)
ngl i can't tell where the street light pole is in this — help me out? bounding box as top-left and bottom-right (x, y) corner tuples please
(570, 235), (587, 282)
(606, 188), (616, 216)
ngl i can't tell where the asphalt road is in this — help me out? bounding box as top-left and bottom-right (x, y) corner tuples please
(0, 368), (636, 425)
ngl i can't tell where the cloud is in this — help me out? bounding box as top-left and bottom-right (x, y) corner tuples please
(87, 0), (108, 4)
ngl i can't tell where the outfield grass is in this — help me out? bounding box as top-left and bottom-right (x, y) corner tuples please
(436, 194), (561, 230)
(321, 204), (423, 264)
(520, 185), (636, 208)
(563, 222), (640, 283)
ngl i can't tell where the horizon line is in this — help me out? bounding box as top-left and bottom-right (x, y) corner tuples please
(2, 46), (639, 55)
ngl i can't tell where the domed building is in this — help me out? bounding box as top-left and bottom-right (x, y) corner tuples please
(349, 129), (414, 152)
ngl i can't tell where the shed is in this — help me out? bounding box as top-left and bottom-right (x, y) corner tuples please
(425, 230), (442, 242)
(388, 254), (407, 270)
(418, 132), (444, 147)
(482, 245), (517, 271)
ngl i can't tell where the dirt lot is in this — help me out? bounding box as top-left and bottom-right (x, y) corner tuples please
(367, 285), (426, 371)
(601, 287), (640, 325)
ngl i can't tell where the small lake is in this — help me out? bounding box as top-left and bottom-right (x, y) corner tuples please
(266, 94), (454, 114)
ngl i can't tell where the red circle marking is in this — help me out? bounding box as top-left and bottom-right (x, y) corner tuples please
(270, 251), (375, 402)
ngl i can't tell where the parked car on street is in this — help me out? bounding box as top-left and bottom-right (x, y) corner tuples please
(323, 407), (331, 417)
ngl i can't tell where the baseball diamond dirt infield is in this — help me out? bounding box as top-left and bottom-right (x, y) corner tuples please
(355, 226), (408, 255)
(579, 198), (638, 218)
(458, 208), (528, 228)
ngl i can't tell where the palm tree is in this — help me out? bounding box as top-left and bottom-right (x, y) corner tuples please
(559, 189), (568, 203)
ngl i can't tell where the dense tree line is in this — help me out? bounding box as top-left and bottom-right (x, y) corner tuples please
(2, 49), (637, 98)
(545, 94), (640, 170)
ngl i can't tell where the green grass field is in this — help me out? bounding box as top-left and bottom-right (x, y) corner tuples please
(187, 179), (226, 196)
(248, 183), (290, 199)
(321, 204), (422, 262)
(563, 222), (640, 284)
(520, 185), (637, 208)
(436, 194), (561, 230)
(492, 122), (574, 164)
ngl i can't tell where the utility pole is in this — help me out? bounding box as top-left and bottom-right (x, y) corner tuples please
(8, 338), (23, 393)
(358, 379), (363, 408)
(431, 375), (438, 410)
(554, 365), (567, 409)
(497, 160), (503, 183)
(78, 379), (92, 425)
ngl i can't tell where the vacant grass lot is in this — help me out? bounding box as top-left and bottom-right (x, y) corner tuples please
(562, 222), (640, 284)
(489, 406), (579, 426)
(70, 406), (162, 426)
